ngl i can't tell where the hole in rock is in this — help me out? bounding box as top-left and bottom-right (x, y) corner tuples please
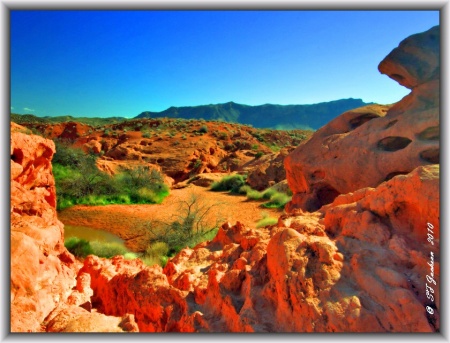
(420, 149), (439, 164)
(384, 171), (409, 182)
(11, 148), (24, 165)
(315, 184), (340, 209)
(417, 126), (439, 141)
(377, 136), (412, 152)
(384, 120), (398, 129)
(348, 113), (380, 129)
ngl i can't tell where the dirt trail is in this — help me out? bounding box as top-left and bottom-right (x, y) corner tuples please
(58, 185), (283, 252)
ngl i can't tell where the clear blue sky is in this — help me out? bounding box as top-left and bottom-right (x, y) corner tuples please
(11, 10), (439, 118)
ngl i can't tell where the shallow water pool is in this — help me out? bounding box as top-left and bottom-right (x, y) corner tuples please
(64, 225), (124, 244)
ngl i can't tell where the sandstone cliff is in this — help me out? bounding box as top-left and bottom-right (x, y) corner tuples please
(10, 124), (78, 332)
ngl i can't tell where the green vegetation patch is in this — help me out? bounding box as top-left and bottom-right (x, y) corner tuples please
(210, 174), (247, 194)
(53, 143), (169, 210)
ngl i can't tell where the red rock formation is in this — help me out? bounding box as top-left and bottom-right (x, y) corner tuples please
(76, 165), (438, 332)
(244, 147), (294, 191)
(10, 127), (78, 332)
(10, 26), (439, 333)
(285, 25), (439, 211)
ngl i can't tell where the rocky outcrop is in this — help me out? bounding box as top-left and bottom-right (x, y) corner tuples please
(244, 148), (294, 191)
(10, 127), (78, 332)
(284, 25), (439, 211)
(75, 164), (438, 332)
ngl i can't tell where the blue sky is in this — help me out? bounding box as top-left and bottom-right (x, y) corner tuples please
(11, 10), (439, 118)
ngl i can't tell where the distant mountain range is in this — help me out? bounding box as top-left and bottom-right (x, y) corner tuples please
(136, 98), (372, 130)
(10, 113), (126, 127)
(11, 98), (373, 130)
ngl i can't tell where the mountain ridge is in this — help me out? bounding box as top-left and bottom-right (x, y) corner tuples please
(136, 98), (373, 130)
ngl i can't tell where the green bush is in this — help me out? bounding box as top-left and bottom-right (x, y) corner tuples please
(261, 188), (277, 200)
(199, 125), (208, 133)
(146, 241), (169, 257)
(256, 216), (278, 228)
(238, 185), (253, 195)
(53, 148), (169, 209)
(210, 174), (246, 194)
(262, 192), (291, 209)
(246, 189), (264, 200)
(238, 184), (291, 209)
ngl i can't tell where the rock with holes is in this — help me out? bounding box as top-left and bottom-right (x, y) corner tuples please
(285, 25), (439, 211)
(10, 126), (79, 332)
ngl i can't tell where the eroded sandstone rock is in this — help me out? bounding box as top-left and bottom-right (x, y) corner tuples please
(75, 164), (438, 332)
(10, 129), (78, 332)
(284, 25), (439, 211)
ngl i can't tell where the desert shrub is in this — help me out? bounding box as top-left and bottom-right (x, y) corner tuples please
(210, 174), (246, 194)
(199, 125), (208, 133)
(142, 131), (151, 138)
(53, 146), (169, 209)
(146, 241), (169, 257)
(53, 142), (87, 167)
(219, 132), (228, 140)
(246, 189), (264, 200)
(145, 193), (222, 256)
(262, 192), (291, 209)
(238, 185), (253, 195)
(261, 188), (277, 200)
(142, 241), (169, 267)
(239, 185), (290, 209)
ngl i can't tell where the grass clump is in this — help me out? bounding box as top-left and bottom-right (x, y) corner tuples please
(262, 192), (292, 209)
(238, 184), (291, 210)
(141, 241), (169, 267)
(210, 174), (246, 194)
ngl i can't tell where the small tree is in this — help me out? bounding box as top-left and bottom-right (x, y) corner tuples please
(145, 193), (224, 254)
